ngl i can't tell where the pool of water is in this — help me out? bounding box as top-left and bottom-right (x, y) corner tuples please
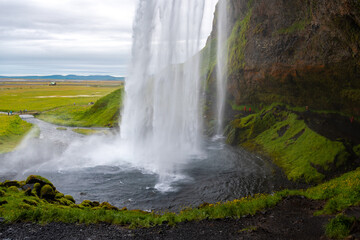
(0, 117), (286, 211)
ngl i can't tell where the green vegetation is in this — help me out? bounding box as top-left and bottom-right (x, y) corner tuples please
(277, 19), (309, 34)
(0, 83), (119, 112)
(227, 7), (252, 76)
(325, 214), (356, 239)
(56, 127), (67, 131)
(0, 115), (33, 153)
(225, 104), (349, 183)
(72, 129), (108, 136)
(37, 88), (123, 127)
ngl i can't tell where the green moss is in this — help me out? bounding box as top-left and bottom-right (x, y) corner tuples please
(64, 195), (75, 203)
(227, 7), (252, 75)
(26, 175), (55, 190)
(226, 105), (348, 183)
(7, 186), (19, 193)
(2, 180), (21, 188)
(354, 145), (360, 157)
(0, 190), (6, 197)
(56, 127), (67, 131)
(55, 192), (64, 199)
(325, 214), (356, 239)
(99, 202), (118, 211)
(40, 185), (55, 200)
(277, 19), (309, 34)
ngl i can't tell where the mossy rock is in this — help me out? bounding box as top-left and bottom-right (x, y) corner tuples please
(0, 190), (5, 197)
(40, 184), (55, 200)
(7, 186), (19, 193)
(80, 200), (100, 208)
(57, 197), (74, 206)
(55, 192), (65, 199)
(1, 180), (21, 188)
(99, 202), (118, 211)
(25, 175), (56, 190)
(64, 195), (75, 203)
(31, 183), (41, 197)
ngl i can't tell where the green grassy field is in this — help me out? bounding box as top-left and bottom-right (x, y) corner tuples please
(0, 81), (121, 112)
(0, 115), (33, 153)
(37, 88), (123, 127)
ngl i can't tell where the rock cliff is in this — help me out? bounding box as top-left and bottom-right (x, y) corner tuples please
(204, 0), (360, 117)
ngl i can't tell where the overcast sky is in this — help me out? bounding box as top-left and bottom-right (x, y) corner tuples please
(0, 0), (217, 76)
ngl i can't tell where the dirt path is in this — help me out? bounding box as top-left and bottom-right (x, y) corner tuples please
(0, 196), (332, 240)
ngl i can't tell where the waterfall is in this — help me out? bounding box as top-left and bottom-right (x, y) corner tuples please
(120, 0), (210, 191)
(215, 0), (228, 136)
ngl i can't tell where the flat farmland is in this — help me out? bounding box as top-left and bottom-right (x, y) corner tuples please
(0, 80), (123, 112)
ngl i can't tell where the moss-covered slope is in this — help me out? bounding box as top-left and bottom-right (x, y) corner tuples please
(225, 104), (360, 183)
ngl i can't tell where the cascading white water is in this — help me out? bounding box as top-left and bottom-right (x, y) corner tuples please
(215, 0), (228, 136)
(120, 0), (209, 191)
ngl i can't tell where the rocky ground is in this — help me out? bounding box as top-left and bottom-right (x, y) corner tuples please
(0, 196), (344, 240)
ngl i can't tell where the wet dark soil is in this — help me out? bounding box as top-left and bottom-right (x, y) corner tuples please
(0, 196), (331, 240)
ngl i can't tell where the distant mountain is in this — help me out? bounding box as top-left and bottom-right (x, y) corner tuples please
(0, 75), (125, 81)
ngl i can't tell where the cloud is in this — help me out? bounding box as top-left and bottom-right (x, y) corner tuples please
(0, 0), (135, 76)
(0, 0), (218, 76)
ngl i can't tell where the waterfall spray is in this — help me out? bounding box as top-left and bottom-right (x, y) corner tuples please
(215, 0), (228, 136)
(120, 0), (208, 191)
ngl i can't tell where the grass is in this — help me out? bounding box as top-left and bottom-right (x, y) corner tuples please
(325, 214), (356, 239)
(37, 88), (123, 127)
(226, 104), (350, 183)
(0, 82), (120, 112)
(72, 129), (108, 135)
(0, 115), (33, 153)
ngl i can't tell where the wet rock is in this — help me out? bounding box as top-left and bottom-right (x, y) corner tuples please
(21, 183), (35, 191)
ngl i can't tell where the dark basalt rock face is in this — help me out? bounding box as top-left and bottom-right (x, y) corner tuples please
(205, 0), (360, 119)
